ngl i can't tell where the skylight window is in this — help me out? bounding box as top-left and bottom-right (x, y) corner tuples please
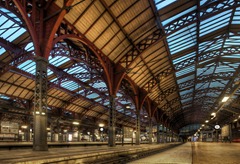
(91, 81), (107, 89)
(0, 94), (10, 100)
(154, 0), (177, 10)
(64, 64), (88, 74)
(176, 65), (195, 77)
(0, 8), (26, 56)
(174, 53), (195, 65)
(17, 60), (36, 75)
(200, 10), (232, 37)
(162, 6), (196, 26)
(232, 7), (240, 24)
(61, 81), (78, 91)
(25, 42), (34, 52)
(47, 69), (53, 76)
(86, 93), (99, 99)
(167, 23), (197, 55)
(49, 55), (70, 67)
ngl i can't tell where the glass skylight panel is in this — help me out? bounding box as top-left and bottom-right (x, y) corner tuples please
(173, 52), (196, 65)
(180, 89), (193, 96)
(167, 23), (196, 55)
(25, 42), (34, 51)
(0, 47), (5, 55)
(200, 0), (209, 6)
(117, 92), (123, 97)
(223, 55), (240, 59)
(94, 98), (102, 102)
(199, 37), (224, 53)
(154, 0), (176, 10)
(176, 65), (195, 77)
(7, 28), (26, 42)
(197, 67), (215, 76)
(66, 65), (88, 74)
(162, 6), (196, 26)
(224, 35), (240, 47)
(195, 82), (203, 90)
(210, 81), (225, 88)
(168, 23), (196, 41)
(61, 81), (78, 91)
(17, 60), (36, 75)
(206, 92), (220, 97)
(86, 93), (99, 99)
(91, 81), (107, 89)
(49, 55), (70, 67)
(200, 10), (231, 37)
(119, 100), (128, 105)
(0, 10), (26, 42)
(232, 7), (240, 24)
(103, 101), (109, 106)
(0, 94), (10, 99)
(50, 77), (58, 83)
(181, 98), (192, 104)
(199, 58), (215, 65)
(47, 69), (53, 76)
(215, 65), (235, 73)
(177, 74), (194, 84)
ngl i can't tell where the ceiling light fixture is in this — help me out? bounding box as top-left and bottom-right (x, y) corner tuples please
(72, 121), (79, 125)
(211, 112), (216, 116)
(126, 105), (130, 109)
(222, 96), (229, 102)
(205, 120), (209, 123)
(99, 123), (104, 127)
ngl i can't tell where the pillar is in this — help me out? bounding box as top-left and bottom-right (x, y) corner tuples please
(164, 127), (167, 143)
(149, 117), (153, 144)
(121, 126), (124, 146)
(166, 128), (169, 142)
(157, 122), (160, 143)
(108, 96), (116, 147)
(229, 123), (232, 142)
(33, 57), (48, 151)
(135, 109), (140, 145)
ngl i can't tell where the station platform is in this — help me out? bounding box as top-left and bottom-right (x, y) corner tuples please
(0, 142), (181, 163)
(129, 142), (240, 164)
(0, 142), (239, 163)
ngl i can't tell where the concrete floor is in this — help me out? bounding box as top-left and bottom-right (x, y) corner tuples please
(129, 142), (240, 164)
(0, 142), (180, 163)
(128, 142), (192, 164)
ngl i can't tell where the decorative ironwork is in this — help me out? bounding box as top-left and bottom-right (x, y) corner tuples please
(108, 95), (116, 147)
(118, 30), (164, 67)
(164, 0), (238, 35)
(33, 56), (48, 151)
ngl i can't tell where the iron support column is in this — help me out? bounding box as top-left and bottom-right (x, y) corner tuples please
(157, 122), (160, 143)
(33, 57), (48, 151)
(108, 96), (116, 147)
(149, 117), (153, 144)
(135, 109), (141, 145)
(164, 127), (167, 143)
(121, 126), (124, 146)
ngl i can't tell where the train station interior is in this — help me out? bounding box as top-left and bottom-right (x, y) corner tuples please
(0, 0), (240, 163)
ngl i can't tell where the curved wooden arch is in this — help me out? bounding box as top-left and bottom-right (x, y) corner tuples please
(53, 34), (112, 95)
(122, 76), (139, 111)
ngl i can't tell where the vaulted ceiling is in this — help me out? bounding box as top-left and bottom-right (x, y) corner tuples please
(0, 0), (240, 133)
